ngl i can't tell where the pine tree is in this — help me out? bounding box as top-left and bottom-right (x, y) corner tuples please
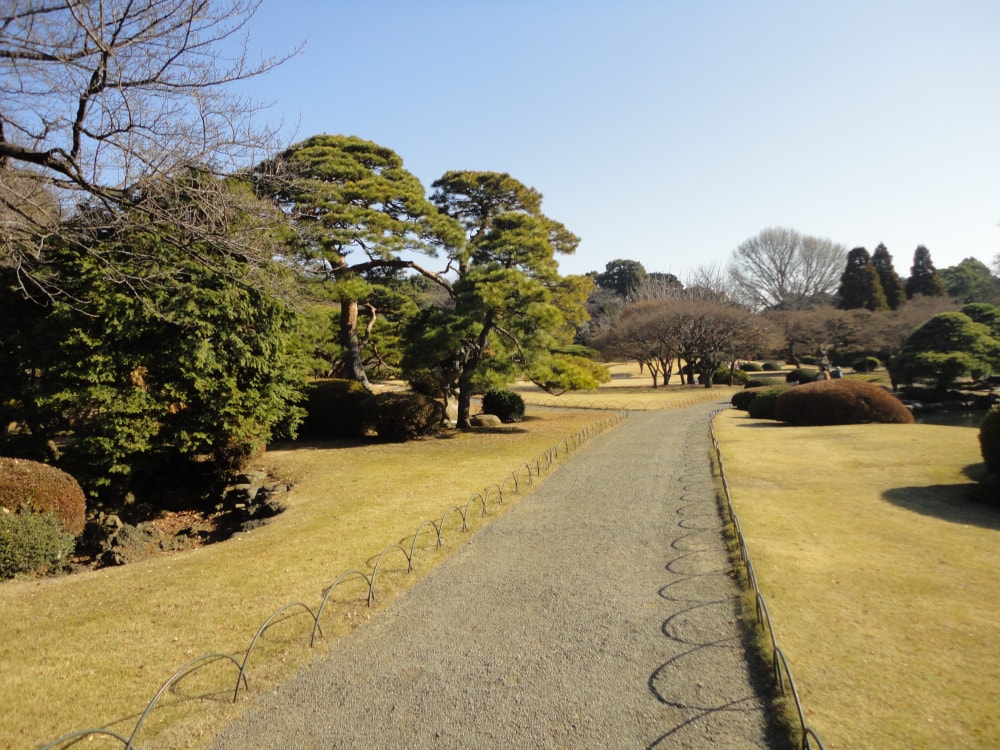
(838, 247), (888, 311)
(871, 244), (906, 310)
(905, 245), (946, 299)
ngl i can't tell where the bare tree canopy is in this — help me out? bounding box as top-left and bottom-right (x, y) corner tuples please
(727, 227), (846, 310)
(0, 0), (296, 281)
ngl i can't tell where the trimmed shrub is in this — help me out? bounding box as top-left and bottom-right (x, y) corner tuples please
(713, 367), (748, 386)
(744, 377), (783, 389)
(0, 510), (75, 579)
(731, 386), (778, 411)
(738, 362), (763, 372)
(786, 368), (819, 384)
(762, 361), (784, 371)
(482, 388), (526, 424)
(851, 356), (882, 372)
(371, 392), (444, 442)
(406, 368), (444, 398)
(746, 387), (789, 420)
(0, 458), (86, 536)
(980, 407), (1000, 476)
(773, 380), (915, 426)
(797, 355), (820, 366)
(298, 379), (377, 439)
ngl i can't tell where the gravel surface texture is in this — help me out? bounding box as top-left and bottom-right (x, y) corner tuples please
(211, 402), (785, 749)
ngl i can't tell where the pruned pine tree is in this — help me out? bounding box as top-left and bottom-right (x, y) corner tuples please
(405, 171), (593, 428)
(252, 135), (465, 388)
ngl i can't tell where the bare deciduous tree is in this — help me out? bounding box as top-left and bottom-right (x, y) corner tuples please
(0, 0), (297, 287)
(727, 227), (845, 310)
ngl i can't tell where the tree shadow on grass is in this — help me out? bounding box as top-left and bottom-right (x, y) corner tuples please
(882, 466), (999, 530)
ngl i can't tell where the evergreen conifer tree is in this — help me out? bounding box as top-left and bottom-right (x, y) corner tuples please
(871, 243), (906, 310)
(838, 247), (888, 311)
(905, 245), (946, 299)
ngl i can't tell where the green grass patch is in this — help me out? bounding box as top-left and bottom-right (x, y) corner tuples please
(714, 409), (999, 749)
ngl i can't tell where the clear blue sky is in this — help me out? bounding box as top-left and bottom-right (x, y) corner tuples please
(238, 0), (1000, 279)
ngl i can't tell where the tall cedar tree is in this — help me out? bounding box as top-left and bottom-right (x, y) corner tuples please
(252, 135), (464, 388)
(838, 247), (888, 311)
(905, 245), (946, 299)
(871, 244), (906, 310)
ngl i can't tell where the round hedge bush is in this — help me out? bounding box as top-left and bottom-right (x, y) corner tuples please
(738, 362), (763, 372)
(980, 406), (1000, 476)
(744, 377), (784, 389)
(713, 367), (748, 386)
(785, 368), (819, 384)
(773, 380), (914, 426)
(762, 361), (784, 371)
(851, 356), (882, 372)
(731, 386), (785, 411)
(482, 388), (525, 424)
(371, 392), (444, 442)
(0, 458), (86, 536)
(0, 510), (75, 579)
(299, 379), (377, 439)
(746, 387), (790, 420)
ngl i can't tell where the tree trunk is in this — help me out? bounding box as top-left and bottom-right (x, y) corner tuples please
(455, 322), (492, 429)
(340, 299), (372, 390)
(457, 376), (474, 429)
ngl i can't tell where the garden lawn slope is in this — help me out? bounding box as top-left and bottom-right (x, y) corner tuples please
(714, 409), (999, 749)
(0, 408), (609, 749)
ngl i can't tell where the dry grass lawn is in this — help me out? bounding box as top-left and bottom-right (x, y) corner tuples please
(714, 408), (999, 750)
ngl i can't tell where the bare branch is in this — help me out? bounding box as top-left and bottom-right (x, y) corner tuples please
(0, 0), (301, 287)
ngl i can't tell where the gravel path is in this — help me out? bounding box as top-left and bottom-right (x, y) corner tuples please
(211, 402), (784, 749)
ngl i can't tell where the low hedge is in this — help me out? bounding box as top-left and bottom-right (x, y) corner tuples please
(731, 386), (785, 411)
(299, 379), (377, 439)
(785, 368), (819, 384)
(773, 380), (914, 426)
(0, 510), (75, 579)
(482, 388), (526, 424)
(746, 386), (791, 419)
(371, 392), (444, 442)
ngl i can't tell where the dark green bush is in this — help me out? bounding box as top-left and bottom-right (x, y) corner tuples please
(797, 355), (820, 366)
(851, 356), (882, 372)
(713, 367), (748, 385)
(0, 458), (86, 536)
(738, 362), (763, 372)
(744, 377), (783, 389)
(482, 388), (526, 424)
(746, 387), (790, 419)
(786, 368), (819, 384)
(0, 511), (75, 579)
(773, 380), (914, 426)
(371, 392), (444, 442)
(731, 386), (778, 411)
(762, 361), (784, 371)
(298, 379), (377, 439)
(406, 368), (445, 398)
(980, 407), (1000, 476)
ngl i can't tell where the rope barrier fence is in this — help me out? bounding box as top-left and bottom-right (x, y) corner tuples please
(709, 407), (828, 750)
